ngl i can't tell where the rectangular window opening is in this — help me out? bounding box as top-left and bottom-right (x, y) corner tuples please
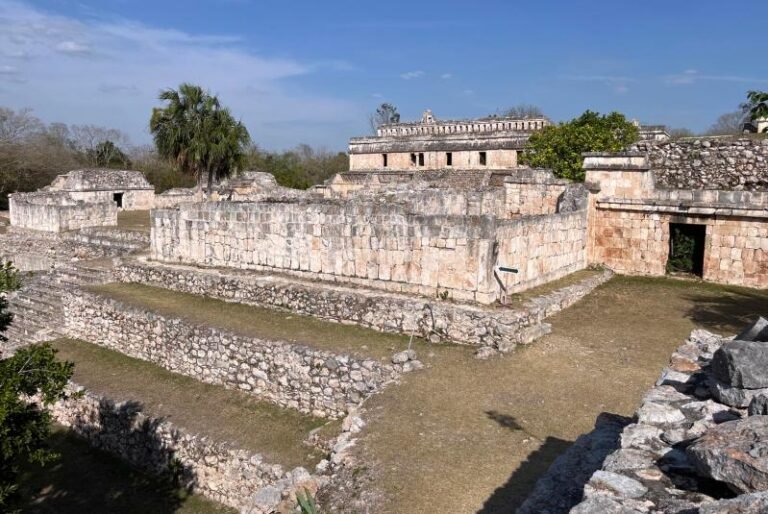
(446, 152), (453, 166)
(382, 154), (388, 167)
(410, 153), (417, 166)
(418, 153), (425, 166)
(113, 192), (124, 208)
(667, 223), (706, 277)
(479, 151), (487, 166)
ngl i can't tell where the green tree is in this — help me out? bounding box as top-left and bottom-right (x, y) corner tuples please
(521, 110), (639, 181)
(149, 83), (250, 191)
(496, 104), (545, 119)
(744, 90), (768, 123)
(369, 103), (400, 133)
(89, 140), (131, 168)
(0, 344), (74, 509)
(0, 262), (21, 293)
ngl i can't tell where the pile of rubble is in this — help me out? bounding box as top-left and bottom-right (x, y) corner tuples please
(571, 319), (768, 513)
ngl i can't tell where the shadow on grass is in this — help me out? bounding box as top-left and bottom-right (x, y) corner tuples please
(682, 287), (768, 335)
(479, 412), (630, 514)
(13, 399), (227, 514)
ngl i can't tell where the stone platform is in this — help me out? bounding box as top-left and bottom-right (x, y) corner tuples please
(116, 258), (613, 352)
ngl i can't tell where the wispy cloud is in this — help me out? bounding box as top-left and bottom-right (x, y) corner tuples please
(55, 40), (91, 55)
(562, 74), (634, 94)
(665, 69), (768, 85)
(0, 0), (360, 148)
(440, 73), (452, 80)
(400, 70), (425, 80)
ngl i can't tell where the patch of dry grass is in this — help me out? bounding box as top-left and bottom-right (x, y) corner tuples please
(88, 282), (422, 360)
(16, 427), (236, 514)
(51, 338), (333, 469)
(117, 210), (151, 232)
(348, 275), (768, 514)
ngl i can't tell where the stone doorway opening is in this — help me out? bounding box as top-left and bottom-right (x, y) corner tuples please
(667, 223), (706, 276)
(113, 192), (124, 208)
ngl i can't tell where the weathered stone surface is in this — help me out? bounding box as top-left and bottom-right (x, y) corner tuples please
(712, 340), (768, 389)
(699, 491), (768, 514)
(569, 495), (646, 514)
(636, 401), (686, 426)
(687, 416), (768, 493)
(749, 394), (768, 416)
(710, 378), (768, 408)
(736, 317), (768, 342)
(588, 470), (648, 498)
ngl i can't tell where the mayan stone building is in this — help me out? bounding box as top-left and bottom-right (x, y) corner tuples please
(348, 110), (549, 172)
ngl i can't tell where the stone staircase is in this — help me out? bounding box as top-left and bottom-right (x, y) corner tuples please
(3, 261), (115, 350)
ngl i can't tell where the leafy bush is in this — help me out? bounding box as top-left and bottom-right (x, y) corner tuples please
(521, 110), (638, 181)
(0, 262), (21, 292)
(667, 227), (696, 273)
(0, 344), (74, 510)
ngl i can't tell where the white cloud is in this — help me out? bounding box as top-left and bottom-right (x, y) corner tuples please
(0, 65), (18, 74)
(440, 73), (452, 80)
(665, 69), (768, 85)
(0, 1), (361, 148)
(400, 70), (425, 80)
(55, 40), (91, 54)
(371, 93), (383, 99)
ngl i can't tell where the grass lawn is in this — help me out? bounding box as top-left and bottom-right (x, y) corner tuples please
(14, 427), (235, 514)
(88, 282), (422, 360)
(343, 275), (768, 514)
(117, 210), (151, 233)
(51, 338), (333, 469)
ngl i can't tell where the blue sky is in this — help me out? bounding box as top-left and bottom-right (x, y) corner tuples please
(1, 0), (766, 150)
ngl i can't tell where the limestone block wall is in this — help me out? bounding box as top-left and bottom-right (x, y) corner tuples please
(349, 149), (518, 171)
(9, 192), (117, 232)
(150, 201), (501, 303)
(503, 170), (572, 216)
(585, 154), (768, 289)
(152, 188), (204, 208)
(62, 290), (407, 418)
(67, 189), (155, 210)
(589, 207), (768, 288)
(496, 211), (588, 294)
(50, 383), (316, 513)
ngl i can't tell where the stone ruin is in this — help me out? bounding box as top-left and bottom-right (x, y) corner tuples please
(2, 127), (768, 512)
(520, 319), (768, 513)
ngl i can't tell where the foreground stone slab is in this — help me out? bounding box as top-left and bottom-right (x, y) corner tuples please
(687, 416), (768, 494)
(700, 491), (768, 514)
(712, 340), (768, 389)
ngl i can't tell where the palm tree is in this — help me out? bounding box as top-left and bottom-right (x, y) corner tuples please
(149, 83), (250, 190)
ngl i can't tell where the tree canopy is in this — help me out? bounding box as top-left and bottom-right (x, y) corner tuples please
(744, 90), (768, 123)
(495, 104), (545, 119)
(521, 111), (639, 181)
(150, 83), (251, 190)
(369, 103), (400, 133)
(0, 344), (74, 509)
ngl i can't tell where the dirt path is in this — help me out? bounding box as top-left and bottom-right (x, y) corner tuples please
(345, 276), (768, 514)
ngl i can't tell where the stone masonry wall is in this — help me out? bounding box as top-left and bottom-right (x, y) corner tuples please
(50, 383), (316, 513)
(150, 201), (501, 303)
(62, 290), (410, 418)
(589, 207), (768, 288)
(634, 138), (768, 191)
(115, 259), (612, 352)
(496, 211), (588, 295)
(150, 199), (587, 304)
(10, 192), (117, 232)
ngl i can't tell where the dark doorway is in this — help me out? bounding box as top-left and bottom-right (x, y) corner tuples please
(479, 151), (487, 166)
(446, 152), (453, 166)
(113, 192), (124, 208)
(382, 154), (388, 167)
(418, 153), (425, 166)
(667, 223), (706, 276)
(410, 153), (417, 166)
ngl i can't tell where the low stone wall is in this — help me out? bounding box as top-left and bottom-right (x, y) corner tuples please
(115, 259), (612, 352)
(10, 192), (117, 232)
(50, 383), (318, 513)
(61, 289), (412, 418)
(634, 138), (768, 191)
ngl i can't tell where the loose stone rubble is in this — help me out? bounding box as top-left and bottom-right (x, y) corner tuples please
(522, 323), (768, 514)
